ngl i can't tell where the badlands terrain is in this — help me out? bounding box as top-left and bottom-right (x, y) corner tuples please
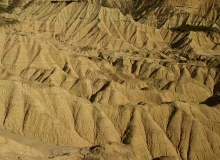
(0, 0), (219, 159)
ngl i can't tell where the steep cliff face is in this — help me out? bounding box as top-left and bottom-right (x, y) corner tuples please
(0, 0), (219, 160)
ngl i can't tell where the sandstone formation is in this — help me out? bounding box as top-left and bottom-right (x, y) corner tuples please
(0, 0), (219, 159)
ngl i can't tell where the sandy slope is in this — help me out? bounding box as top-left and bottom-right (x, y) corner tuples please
(0, 0), (219, 159)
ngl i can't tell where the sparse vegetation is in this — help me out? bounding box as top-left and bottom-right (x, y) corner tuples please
(171, 24), (220, 33)
(132, 50), (139, 55)
(0, 17), (19, 27)
(0, 5), (8, 13)
(7, 0), (21, 10)
(80, 45), (94, 51)
(131, 0), (168, 20)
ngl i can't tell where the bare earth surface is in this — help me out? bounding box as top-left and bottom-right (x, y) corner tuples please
(0, 0), (219, 159)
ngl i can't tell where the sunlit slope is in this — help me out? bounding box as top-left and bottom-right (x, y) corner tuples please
(0, 0), (219, 160)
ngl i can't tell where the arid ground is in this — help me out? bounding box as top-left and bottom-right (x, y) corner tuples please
(0, 0), (219, 159)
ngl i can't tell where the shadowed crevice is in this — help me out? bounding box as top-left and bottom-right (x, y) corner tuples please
(201, 95), (220, 107)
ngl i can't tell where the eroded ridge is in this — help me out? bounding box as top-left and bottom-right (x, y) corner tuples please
(0, 0), (219, 159)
